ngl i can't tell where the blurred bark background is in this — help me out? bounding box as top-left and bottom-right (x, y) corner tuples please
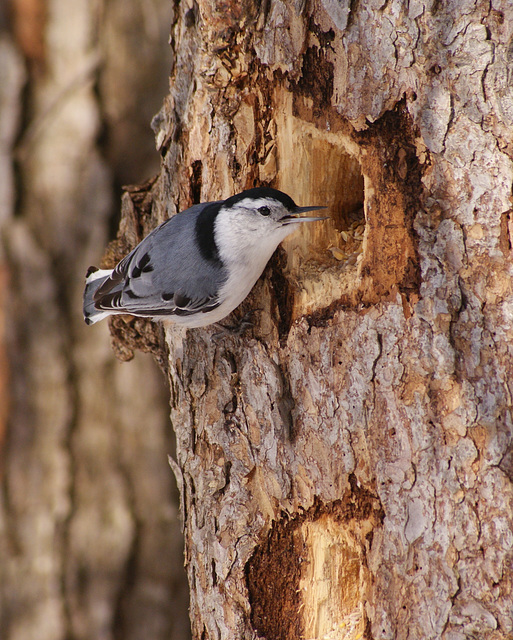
(0, 1), (190, 639)
(2, 1), (513, 640)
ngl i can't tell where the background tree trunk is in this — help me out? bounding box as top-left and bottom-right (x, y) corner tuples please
(0, 1), (190, 639)
(108, 1), (512, 639)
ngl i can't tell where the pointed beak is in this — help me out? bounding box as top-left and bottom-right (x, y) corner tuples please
(280, 205), (329, 225)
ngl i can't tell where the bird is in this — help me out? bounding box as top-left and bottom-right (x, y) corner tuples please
(83, 187), (326, 328)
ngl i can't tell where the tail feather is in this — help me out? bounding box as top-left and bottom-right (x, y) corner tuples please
(83, 267), (114, 325)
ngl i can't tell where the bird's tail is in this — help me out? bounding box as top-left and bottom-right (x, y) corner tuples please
(83, 266), (114, 325)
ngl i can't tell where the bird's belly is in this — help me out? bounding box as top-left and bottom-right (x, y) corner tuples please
(172, 264), (260, 328)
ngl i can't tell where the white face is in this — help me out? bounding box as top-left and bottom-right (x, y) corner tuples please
(220, 197), (296, 236)
(210, 197), (298, 321)
(210, 195), (325, 325)
(214, 197), (299, 264)
(213, 197), (295, 287)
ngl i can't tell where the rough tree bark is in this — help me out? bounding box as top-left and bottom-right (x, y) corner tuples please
(106, 1), (513, 639)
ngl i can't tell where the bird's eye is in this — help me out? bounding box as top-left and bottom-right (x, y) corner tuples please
(258, 206), (271, 216)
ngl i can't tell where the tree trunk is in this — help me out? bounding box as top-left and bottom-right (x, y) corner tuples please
(107, 1), (513, 639)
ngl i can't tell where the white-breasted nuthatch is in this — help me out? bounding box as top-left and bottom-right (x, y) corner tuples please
(83, 187), (326, 328)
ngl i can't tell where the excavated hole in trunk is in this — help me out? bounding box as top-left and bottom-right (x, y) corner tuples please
(276, 117), (366, 322)
(246, 485), (384, 640)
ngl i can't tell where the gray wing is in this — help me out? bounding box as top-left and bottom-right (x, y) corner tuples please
(93, 203), (227, 318)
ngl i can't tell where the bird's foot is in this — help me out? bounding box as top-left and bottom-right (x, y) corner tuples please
(212, 309), (261, 339)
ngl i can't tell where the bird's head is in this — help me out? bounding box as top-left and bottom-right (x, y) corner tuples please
(217, 187), (327, 244)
